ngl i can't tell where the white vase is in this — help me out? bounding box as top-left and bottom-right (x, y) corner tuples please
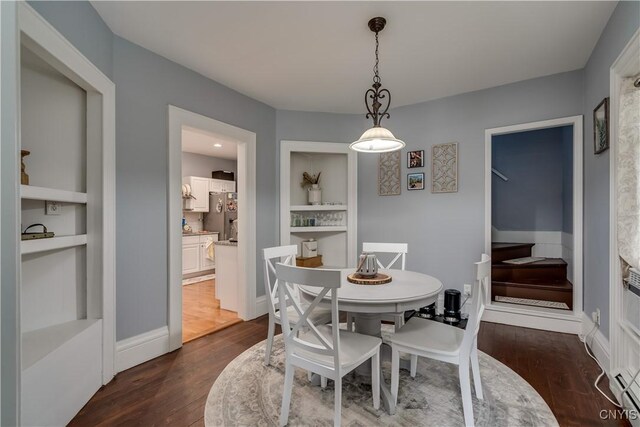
(308, 184), (321, 205)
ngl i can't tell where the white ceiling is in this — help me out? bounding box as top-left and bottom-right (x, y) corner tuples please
(92, 1), (616, 113)
(182, 126), (238, 160)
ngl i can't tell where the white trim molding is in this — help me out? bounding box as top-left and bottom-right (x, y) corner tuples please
(168, 106), (258, 352)
(582, 312), (611, 374)
(115, 327), (169, 373)
(18, 1), (116, 385)
(255, 295), (268, 319)
(484, 115), (584, 329)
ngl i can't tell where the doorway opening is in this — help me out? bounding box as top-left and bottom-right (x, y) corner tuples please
(484, 116), (583, 333)
(180, 127), (242, 343)
(168, 106), (257, 351)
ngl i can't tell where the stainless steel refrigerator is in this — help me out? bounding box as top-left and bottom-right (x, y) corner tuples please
(203, 192), (237, 241)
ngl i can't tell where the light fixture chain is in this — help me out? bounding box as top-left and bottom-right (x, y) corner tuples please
(373, 31), (381, 84)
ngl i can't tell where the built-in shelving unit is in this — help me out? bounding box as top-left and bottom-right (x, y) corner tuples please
(290, 204), (347, 211)
(291, 226), (348, 233)
(21, 185), (88, 203)
(280, 141), (357, 268)
(17, 4), (116, 426)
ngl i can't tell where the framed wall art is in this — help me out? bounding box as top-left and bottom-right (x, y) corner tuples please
(593, 97), (609, 154)
(407, 172), (425, 190)
(407, 150), (424, 168)
(432, 142), (458, 193)
(378, 151), (401, 196)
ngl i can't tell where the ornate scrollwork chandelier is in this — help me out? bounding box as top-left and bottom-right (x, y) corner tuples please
(349, 17), (405, 153)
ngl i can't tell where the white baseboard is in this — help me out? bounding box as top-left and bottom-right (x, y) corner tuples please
(254, 295), (268, 318)
(483, 303), (582, 334)
(115, 326), (169, 373)
(581, 312), (611, 373)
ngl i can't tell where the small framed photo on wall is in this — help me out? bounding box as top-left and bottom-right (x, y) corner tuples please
(593, 97), (609, 154)
(407, 150), (424, 168)
(407, 172), (425, 190)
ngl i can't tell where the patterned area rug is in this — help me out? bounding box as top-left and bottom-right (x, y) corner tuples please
(495, 296), (570, 310)
(204, 334), (558, 426)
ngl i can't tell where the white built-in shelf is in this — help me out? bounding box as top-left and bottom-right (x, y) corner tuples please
(21, 318), (99, 370)
(291, 226), (347, 233)
(20, 185), (87, 204)
(290, 205), (347, 211)
(21, 234), (87, 255)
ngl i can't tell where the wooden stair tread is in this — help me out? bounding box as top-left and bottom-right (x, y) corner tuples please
(493, 258), (567, 268)
(492, 279), (573, 291)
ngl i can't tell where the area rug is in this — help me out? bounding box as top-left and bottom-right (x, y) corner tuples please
(204, 334), (558, 426)
(495, 296), (570, 310)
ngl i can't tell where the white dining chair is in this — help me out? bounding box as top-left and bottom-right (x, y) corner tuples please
(276, 263), (382, 427)
(388, 254), (490, 427)
(262, 245), (332, 366)
(346, 242), (408, 332)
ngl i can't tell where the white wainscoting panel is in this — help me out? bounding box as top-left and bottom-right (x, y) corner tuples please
(255, 295), (268, 318)
(581, 312), (611, 374)
(116, 326), (169, 373)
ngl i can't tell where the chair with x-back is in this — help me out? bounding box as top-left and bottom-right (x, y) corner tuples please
(346, 242), (409, 332)
(276, 263), (381, 427)
(388, 254), (490, 427)
(262, 245), (332, 366)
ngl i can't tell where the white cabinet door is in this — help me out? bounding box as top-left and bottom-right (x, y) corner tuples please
(200, 234), (218, 270)
(222, 181), (236, 192)
(190, 177), (210, 212)
(209, 179), (223, 193)
(182, 242), (200, 275)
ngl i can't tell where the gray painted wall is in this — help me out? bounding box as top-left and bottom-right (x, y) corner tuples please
(582, 0), (640, 339)
(278, 71), (584, 292)
(28, 0), (113, 78)
(1, 2), (20, 424)
(182, 152), (237, 179)
(492, 126), (572, 232)
(113, 36), (276, 340)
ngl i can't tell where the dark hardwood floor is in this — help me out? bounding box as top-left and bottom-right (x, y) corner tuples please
(70, 317), (629, 426)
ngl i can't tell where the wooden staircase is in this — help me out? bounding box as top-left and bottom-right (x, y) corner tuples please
(491, 243), (573, 310)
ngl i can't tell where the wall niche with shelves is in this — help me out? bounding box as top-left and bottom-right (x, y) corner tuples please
(16, 5), (116, 425)
(280, 141), (357, 268)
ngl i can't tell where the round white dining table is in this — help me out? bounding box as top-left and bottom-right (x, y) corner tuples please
(298, 268), (443, 414)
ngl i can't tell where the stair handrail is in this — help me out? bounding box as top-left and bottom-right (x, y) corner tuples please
(491, 168), (509, 181)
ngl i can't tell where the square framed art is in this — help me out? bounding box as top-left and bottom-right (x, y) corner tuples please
(407, 172), (425, 190)
(407, 150), (424, 168)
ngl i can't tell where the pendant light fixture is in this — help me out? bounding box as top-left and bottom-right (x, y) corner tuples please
(349, 17), (405, 153)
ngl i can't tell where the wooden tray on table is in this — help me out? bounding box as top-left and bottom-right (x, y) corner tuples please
(347, 272), (392, 285)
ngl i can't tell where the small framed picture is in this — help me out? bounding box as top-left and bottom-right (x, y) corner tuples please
(593, 97), (609, 154)
(407, 150), (424, 168)
(407, 172), (425, 190)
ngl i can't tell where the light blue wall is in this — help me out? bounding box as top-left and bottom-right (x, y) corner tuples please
(28, 0), (113, 78)
(113, 36), (276, 339)
(561, 125), (573, 234)
(582, 0), (640, 339)
(491, 126), (572, 232)
(278, 71), (584, 291)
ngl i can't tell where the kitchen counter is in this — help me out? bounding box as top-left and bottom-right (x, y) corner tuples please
(214, 240), (238, 247)
(182, 231), (219, 236)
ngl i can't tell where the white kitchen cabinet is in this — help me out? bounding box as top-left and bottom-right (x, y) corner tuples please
(182, 236), (201, 275)
(200, 234), (218, 270)
(215, 243), (238, 311)
(182, 233), (219, 276)
(210, 179), (235, 193)
(184, 176), (210, 212)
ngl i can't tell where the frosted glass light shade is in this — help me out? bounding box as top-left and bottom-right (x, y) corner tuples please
(349, 126), (405, 153)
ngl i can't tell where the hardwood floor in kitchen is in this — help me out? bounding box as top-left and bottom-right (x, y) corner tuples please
(70, 319), (629, 426)
(182, 279), (242, 343)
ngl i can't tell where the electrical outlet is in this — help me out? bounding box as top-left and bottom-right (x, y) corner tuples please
(592, 308), (601, 326)
(45, 201), (62, 215)
(463, 284), (472, 296)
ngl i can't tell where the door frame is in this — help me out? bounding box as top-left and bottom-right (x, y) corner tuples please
(608, 28), (640, 402)
(167, 106), (257, 351)
(483, 115), (584, 333)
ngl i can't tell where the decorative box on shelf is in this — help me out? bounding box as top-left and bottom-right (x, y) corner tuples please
(296, 255), (323, 268)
